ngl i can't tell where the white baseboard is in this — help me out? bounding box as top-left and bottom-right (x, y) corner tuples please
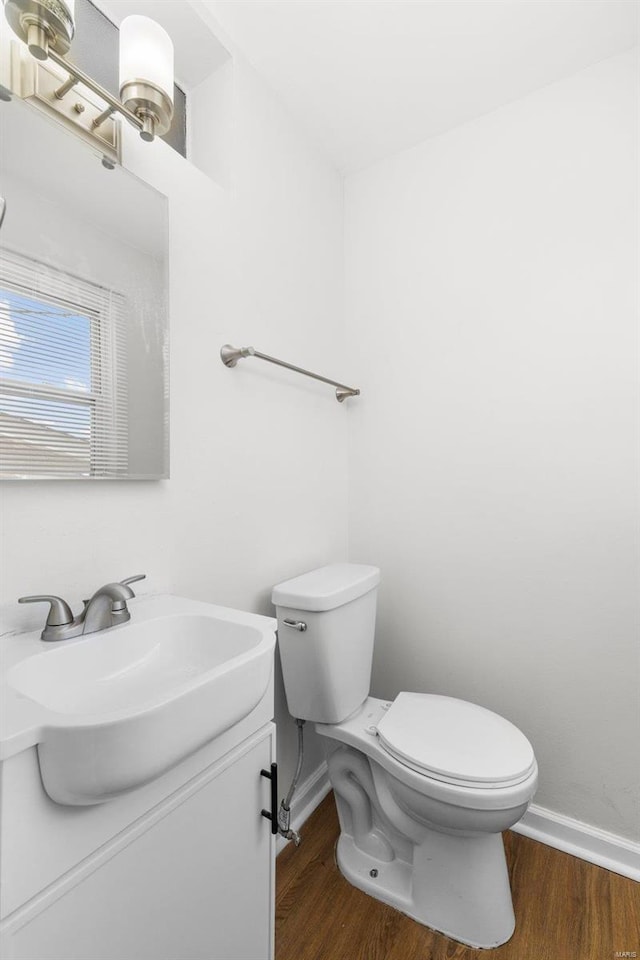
(276, 763), (332, 855)
(512, 803), (640, 882)
(276, 767), (639, 882)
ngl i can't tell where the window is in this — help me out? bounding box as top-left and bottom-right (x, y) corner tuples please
(0, 249), (128, 478)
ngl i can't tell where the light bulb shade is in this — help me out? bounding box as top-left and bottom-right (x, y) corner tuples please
(119, 15), (174, 139)
(119, 15), (174, 105)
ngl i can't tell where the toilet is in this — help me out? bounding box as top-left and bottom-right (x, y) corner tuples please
(272, 563), (538, 949)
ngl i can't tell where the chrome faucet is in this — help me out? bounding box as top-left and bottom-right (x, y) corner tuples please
(18, 575), (146, 642)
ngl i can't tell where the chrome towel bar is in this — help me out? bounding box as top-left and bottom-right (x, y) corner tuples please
(220, 344), (360, 403)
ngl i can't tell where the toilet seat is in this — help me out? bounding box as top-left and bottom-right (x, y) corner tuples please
(376, 692), (536, 788)
(317, 696), (538, 811)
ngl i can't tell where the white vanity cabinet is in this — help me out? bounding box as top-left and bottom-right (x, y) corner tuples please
(0, 712), (277, 960)
(0, 595), (278, 960)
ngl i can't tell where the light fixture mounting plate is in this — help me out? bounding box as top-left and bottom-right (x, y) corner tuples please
(7, 41), (120, 166)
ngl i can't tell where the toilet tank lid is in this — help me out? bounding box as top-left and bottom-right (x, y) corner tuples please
(272, 564), (380, 612)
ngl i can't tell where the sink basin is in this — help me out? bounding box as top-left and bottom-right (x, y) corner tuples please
(1, 595), (276, 805)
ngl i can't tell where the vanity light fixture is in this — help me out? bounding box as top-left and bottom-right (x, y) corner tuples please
(2, 0), (174, 162)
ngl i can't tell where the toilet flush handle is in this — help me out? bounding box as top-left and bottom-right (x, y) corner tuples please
(283, 619), (307, 632)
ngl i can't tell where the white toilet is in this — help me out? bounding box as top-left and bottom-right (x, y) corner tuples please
(273, 563), (538, 949)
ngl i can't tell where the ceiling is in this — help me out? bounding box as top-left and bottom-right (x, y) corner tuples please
(206, 0), (638, 173)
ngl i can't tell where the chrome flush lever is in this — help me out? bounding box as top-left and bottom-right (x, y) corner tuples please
(283, 619), (307, 632)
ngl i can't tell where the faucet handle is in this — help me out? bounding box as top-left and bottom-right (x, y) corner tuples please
(120, 575), (146, 587)
(18, 595), (74, 626)
(110, 575), (146, 613)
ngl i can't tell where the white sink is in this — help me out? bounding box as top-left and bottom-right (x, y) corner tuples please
(0, 595), (276, 805)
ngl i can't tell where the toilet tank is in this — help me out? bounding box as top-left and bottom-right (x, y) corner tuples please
(272, 564), (380, 723)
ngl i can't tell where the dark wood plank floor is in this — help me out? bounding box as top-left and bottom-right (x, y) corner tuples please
(276, 793), (639, 960)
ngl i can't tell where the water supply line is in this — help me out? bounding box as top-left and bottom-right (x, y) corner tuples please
(277, 718), (305, 846)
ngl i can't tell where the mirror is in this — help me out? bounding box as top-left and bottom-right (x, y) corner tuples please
(0, 97), (169, 479)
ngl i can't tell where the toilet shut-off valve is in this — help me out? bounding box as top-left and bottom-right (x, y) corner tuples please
(277, 801), (301, 846)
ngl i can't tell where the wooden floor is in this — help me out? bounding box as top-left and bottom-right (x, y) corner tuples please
(276, 793), (639, 960)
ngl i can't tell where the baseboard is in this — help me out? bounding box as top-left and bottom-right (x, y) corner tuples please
(512, 803), (640, 881)
(276, 768), (639, 882)
(276, 763), (332, 855)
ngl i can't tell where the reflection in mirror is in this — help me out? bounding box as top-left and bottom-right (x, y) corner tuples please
(0, 98), (169, 479)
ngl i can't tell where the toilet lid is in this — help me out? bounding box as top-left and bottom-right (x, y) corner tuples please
(376, 692), (536, 786)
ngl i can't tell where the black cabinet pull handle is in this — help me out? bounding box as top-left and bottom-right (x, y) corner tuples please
(260, 763), (278, 834)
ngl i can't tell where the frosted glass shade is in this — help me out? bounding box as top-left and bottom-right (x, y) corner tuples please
(119, 15), (174, 104)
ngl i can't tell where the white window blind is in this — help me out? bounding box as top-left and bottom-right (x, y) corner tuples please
(0, 249), (128, 478)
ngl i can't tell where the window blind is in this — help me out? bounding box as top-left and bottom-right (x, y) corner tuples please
(0, 248), (128, 478)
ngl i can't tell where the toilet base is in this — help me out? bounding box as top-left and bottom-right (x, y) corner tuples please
(335, 826), (516, 949)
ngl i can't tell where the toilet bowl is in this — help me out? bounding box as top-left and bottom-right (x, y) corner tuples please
(273, 564), (538, 949)
(317, 696), (537, 948)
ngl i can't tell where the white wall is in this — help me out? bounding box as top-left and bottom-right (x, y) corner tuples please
(2, 13), (636, 844)
(0, 49), (347, 789)
(345, 49), (638, 841)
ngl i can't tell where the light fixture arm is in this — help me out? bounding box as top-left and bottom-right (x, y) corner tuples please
(47, 48), (145, 134)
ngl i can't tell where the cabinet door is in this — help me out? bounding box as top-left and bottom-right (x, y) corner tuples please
(5, 733), (275, 960)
